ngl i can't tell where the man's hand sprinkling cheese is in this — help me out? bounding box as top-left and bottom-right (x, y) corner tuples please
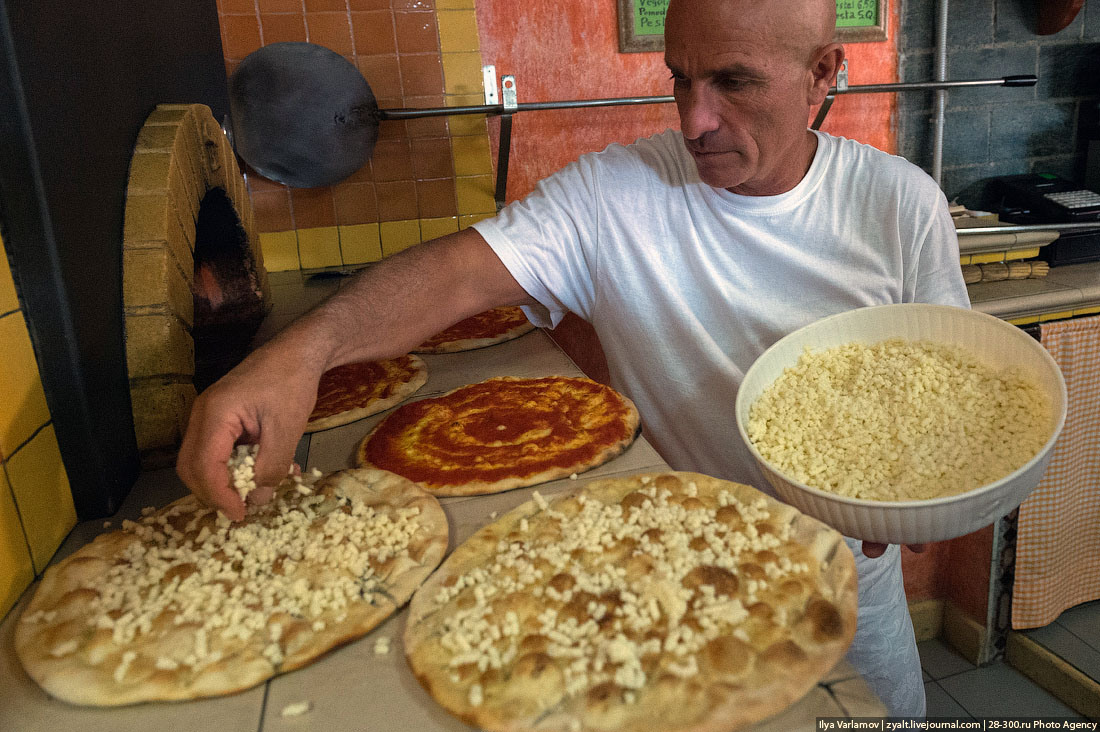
(227, 444), (321, 521)
(228, 444), (260, 503)
(177, 334), (333, 521)
(175, 231), (535, 523)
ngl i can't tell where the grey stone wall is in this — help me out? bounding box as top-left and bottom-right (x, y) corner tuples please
(897, 0), (1100, 201)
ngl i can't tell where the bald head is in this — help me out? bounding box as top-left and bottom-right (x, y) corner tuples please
(665, 0), (836, 67)
(661, 0), (845, 194)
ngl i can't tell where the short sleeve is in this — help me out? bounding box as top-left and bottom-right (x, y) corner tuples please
(911, 188), (971, 309)
(473, 156), (603, 329)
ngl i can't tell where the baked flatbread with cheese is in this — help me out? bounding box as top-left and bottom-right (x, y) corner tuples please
(15, 468), (447, 706)
(405, 471), (857, 732)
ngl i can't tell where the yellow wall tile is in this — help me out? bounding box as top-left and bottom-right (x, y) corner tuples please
(436, 0), (476, 8)
(339, 224), (382, 265)
(380, 220), (422, 257)
(258, 231), (301, 272)
(0, 238), (19, 314)
(1073, 306), (1100, 316)
(296, 227), (342, 269)
(0, 467), (34, 620)
(446, 94), (489, 137)
(970, 252), (1008, 264)
(452, 135), (493, 176)
(1039, 310), (1075, 322)
(5, 425), (76, 573)
(0, 312), (52, 459)
(958, 255), (972, 265)
(442, 52), (485, 96)
(1007, 315), (1040, 325)
(1005, 248), (1040, 261)
(455, 175), (496, 216)
(438, 10), (480, 53)
(420, 216), (459, 242)
(459, 212), (495, 229)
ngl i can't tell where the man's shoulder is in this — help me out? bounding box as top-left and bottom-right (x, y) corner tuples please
(818, 131), (942, 200)
(576, 129), (688, 173)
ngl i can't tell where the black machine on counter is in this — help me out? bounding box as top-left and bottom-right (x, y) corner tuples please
(991, 174), (1100, 265)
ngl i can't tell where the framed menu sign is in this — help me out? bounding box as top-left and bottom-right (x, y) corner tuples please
(835, 0), (887, 42)
(617, 0), (887, 52)
(617, 0), (669, 53)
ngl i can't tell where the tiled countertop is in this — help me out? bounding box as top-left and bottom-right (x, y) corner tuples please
(0, 277), (884, 730)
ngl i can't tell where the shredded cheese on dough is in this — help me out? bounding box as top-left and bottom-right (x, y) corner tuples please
(431, 478), (818, 703)
(22, 469), (427, 684)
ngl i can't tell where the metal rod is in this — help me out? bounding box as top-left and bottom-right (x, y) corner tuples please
(957, 222), (1100, 235)
(836, 77), (1035, 93)
(811, 95), (836, 131)
(376, 95), (675, 120)
(374, 76), (1035, 121)
(932, 0), (950, 187)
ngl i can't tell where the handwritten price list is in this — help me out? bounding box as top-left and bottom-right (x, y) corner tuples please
(835, 0), (879, 27)
(633, 0), (669, 36)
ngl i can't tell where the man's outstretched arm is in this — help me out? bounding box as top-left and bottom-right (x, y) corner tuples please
(176, 226), (535, 520)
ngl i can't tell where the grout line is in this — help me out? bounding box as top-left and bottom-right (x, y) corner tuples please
(3, 419), (50, 466)
(933, 676), (980, 719)
(0, 460), (35, 576)
(257, 681), (270, 732)
(1059, 627), (1100, 659)
(1054, 613), (1100, 658)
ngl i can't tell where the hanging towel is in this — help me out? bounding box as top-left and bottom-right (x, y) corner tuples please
(1012, 313), (1100, 629)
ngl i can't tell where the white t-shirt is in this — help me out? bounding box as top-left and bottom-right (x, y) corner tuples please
(475, 129), (970, 494)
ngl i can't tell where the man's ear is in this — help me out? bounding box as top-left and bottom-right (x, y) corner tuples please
(807, 43), (845, 106)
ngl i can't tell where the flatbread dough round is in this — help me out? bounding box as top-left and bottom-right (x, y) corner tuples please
(414, 307), (536, 354)
(305, 354), (428, 432)
(405, 471), (857, 732)
(15, 468), (447, 706)
(356, 376), (641, 496)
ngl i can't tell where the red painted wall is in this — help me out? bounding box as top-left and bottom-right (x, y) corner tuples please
(475, 0), (901, 204)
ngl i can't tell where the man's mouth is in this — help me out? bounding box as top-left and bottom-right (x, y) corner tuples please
(686, 145), (725, 158)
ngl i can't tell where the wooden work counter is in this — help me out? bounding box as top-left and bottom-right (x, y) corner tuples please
(0, 279), (885, 731)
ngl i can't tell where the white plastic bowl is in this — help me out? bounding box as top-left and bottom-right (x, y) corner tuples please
(734, 304), (1067, 544)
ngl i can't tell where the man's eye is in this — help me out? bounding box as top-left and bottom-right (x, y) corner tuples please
(669, 73), (689, 86)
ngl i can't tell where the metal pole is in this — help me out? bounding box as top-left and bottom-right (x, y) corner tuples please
(957, 221), (1100, 235)
(932, 0), (950, 187)
(375, 77), (1034, 122)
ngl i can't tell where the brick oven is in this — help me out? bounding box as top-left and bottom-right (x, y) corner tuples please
(122, 103), (269, 469)
(0, 1), (237, 518)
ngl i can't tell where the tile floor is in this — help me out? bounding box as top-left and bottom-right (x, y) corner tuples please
(919, 599), (1100, 719)
(1021, 600), (1100, 686)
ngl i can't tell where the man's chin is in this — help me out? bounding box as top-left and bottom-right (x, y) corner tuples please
(691, 153), (748, 190)
(697, 167), (747, 191)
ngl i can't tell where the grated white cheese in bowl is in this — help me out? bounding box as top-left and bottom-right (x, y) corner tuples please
(734, 304), (1067, 544)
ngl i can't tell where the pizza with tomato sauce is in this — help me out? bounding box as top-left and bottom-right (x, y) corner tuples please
(414, 306), (535, 354)
(355, 376), (641, 496)
(305, 355), (428, 432)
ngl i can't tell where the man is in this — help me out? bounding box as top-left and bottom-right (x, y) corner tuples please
(178, 0), (967, 716)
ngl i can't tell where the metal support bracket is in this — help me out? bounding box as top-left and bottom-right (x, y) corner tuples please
(482, 65), (498, 105)
(812, 60), (848, 131)
(494, 74), (517, 212)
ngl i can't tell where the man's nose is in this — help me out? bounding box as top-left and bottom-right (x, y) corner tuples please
(676, 84), (721, 140)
